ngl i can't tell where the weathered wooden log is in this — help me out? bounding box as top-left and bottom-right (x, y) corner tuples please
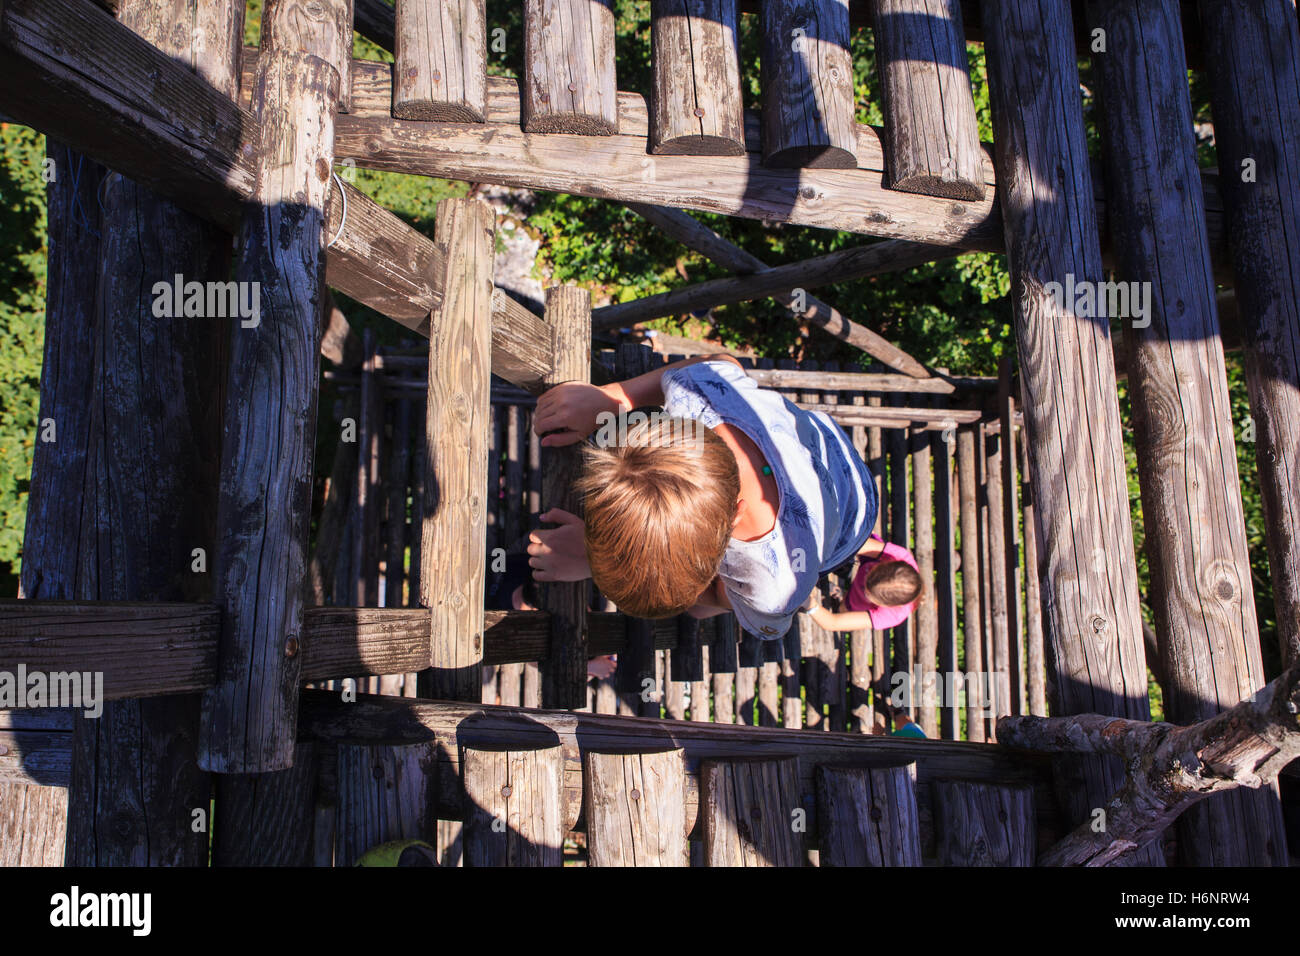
(214, 742), (322, 866)
(956, 426), (983, 742)
(419, 197), (496, 700)
(872, 0), (984, 200)
(700, 757), (805, 866)
(933, 422), (958, 738)
(522, 0), (617, 134)
(932, 780), (1034, 866)
(816, 763), (922, 866)
(538, 286), (592, 708)
(997, 362), (1023, 715)
(649, 0), (744, 155)
(1198, 0), (1300, 670)
(1089, 0), (1284, 865)
(998, 664), (1300, 867)
(336, 740), (437, 866)
(462, 744), (566, 866)
(394, 0), (486, 121)
(760, 0), (856, 168)
(984, 0), (1158, 864)
(1018, 423), (1046, 716)
(583, 749), (690, 866)
(887, 415), (912, 705)
(200, 0), (348, 773)
(911, 423), (938, 735)
(983, 424), (1010, 721)
(354, 328), (383, 606)
(672, 615), (705, 683)
(383, 395), (414, 613)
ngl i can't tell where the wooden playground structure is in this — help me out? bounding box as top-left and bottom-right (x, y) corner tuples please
(1, 0), (1299, 866)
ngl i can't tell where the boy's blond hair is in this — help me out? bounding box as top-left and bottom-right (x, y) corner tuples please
(575, 414), (739, 618)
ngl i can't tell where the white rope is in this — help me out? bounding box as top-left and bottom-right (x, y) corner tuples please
(328, 171), (348, 248)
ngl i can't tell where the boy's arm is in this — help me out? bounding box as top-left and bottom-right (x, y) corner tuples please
(604, 353), (742, 411)
(808, 605), (875, 632)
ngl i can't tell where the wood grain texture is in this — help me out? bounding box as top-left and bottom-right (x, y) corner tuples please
(872, 0), (985, 199)
(649, 0), (745, 155)
(583, 749), (689, 866)
(523, 0), (618, 134)
(1198, 0), (1300, 670)
(911, 423), (938, 736)
(1089, 0), (1284, 865)
(701, 757), (804, 866)
(932, 780), (1034, 865)
(760, 0), (856, 168)
(997, 365), (1023, 715)
(200, 0), (347, 773)
(420, 197), (496, 700)
(984, 0), (1158, 865)
(816, 763), (922, 866)
(933, 424), (958, 738)
(394, 0), (486, 121)
(956, 427), (983, 742)
(214, 742), (322, 865)
(462, 744), (566, 866)
(0, 780), (68, 864)
(539, 286), (592, 709)
(983, 426), (1010, 722)
(335, 740), (437, 865)
(1019, 431), (1046, 716)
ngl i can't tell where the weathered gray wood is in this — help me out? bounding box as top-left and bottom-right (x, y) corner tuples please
(394, 0), (486, 121)
(420, 197), (496, 700)
(887, 414), (911, 706)
(997, 363), (1023, 715)
(214, 742), (321, 866)
(584, 749), (689, 866)
(336, 741), (437, 866)
(1019, 430), (1046, 716)
(984, 0), (1159, 866)
(539, 286), (592, 709)
(701, 757), (804, 866)
(690, 638), (712, 722)
(355, 328), (383, 606)
(1090, 0), (1284, 866)
(200, 0), (348, 774)
(933, 422), (958, 738)
(1198, 0), (1300, 671)
(932, 781), (1034, 866)
(523, 0), (617, 134)
(872, 0), (984, 200)
(983, 425), (1010, 722)
(955, 426), (983, 742)
(463, 744), (566, 866)
(383, 395), (414, 613)
(760, 0), (855, 168)
(816, 763), (922, 866)
(0, 779), (68, 865)
(911, 423), (937, 735)
(649, 0), (744, 155)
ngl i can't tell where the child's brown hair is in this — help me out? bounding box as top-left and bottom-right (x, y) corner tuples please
(575, 414), (739, 618)
(864, 559), (923, 607)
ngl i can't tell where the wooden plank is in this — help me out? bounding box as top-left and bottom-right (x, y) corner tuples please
(419, 197), (495, 700)
(997, 361), (1023, 715)
(931, 780), (1034, 866)
(393, 0), (487, 121)
(760, 0), (856, 168)
(213, 742), (321, 866)
(956, 426), (983, 742)
(0, 780), (68, 864)
(539, 286), (592, 708)
(701, 757), (804, 866)
(383, 394), (414, 613)
(933, 423), (958, 738)
(336, 741), (436, 866)
(815, 763), (922, 866)
(462, 744), (566, 866)
(523, 0), (617, 134)
(1090, 0), (1285, 865)
(1199, 0), (1300, 671)
(983, 423), (1010, 723)
(354, 0), (396, 49)
(873, 0), (985, 200)
(887, 414), (911, 714)
(911, 422), (938, 736)
(584, 749), (690, 866)
(355, 328), (383, 606)
(0, 730), (73, 787)
(1020, 421), (1046, 716)
(984, 0), (1159, 865)
(649, 0), (745, 155)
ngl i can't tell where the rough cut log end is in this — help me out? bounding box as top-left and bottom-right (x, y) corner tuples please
(392, 100), (487, 124)
(522, 113), (619, 136)
(888, 170), (986, 201)
(650, 134), (747, 157)
(763, 143), (858, 170)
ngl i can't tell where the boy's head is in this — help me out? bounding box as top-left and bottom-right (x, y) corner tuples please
(863, 559), (923, 608)
(576, 414), (739, 618)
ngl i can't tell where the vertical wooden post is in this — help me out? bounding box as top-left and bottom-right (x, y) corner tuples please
(690, 636), (713, 721)
(215, 743), (322, 866)
(780, 621), (803, 729)
(523, 0), (618, 134)
(394, 0), (487, 121)
(998, 361), (1024, 715)
(956, 426), (984, 742)
(816, 764), (922, 866)
(1020, 432), (1047, 716)
(649, 0), (745, 155)
(983, 423), (1010, 723)
(932, 781), (1035, 866)
(871, 0), (985, 200)
(760, 0), (857, 168)
(984, 0), (1158, 863)
(336, 741), (437, 866)
(201, 0), (347, 773)
(419, 196), (495, 701)
(700, 757), (804, 866)
(584, 750), (689, 866)
(1089, 0), (1286, 864)
(887, 420), (911, 713)
(463, 745), (566, 867)
(911, 422), (937, 736)
(1197, 0), (1300, 671)
(355, 327), (382, 606)
(539, 285), (592, 709)
(934, 420), (958, 738)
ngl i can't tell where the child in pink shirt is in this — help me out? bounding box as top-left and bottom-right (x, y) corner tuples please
(806, 534), (922, 632)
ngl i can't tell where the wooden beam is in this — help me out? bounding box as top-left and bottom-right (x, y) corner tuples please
(393, 0), (486, 121)
(584, 749), (690, 866)
(592, 238), (959, 330)
(984, 0), (1159, 865)
(463, 744), (566, 865)
(420, 197), (496, 699)
(623, 203), (932, 377)
(1089, 0), (1285, 865)
(200, 0), (349, 774)
(873, 0), (985, 200)
(816, 764), (922, 866)
(523, 0), (617, 134)
(353, 0), (395, 50)
(649, 0), (745, 156)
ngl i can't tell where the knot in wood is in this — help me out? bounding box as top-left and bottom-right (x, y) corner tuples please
(1089, 615), (1108, 635)
(501, 784), (513, 798)
(950, 204), (966, 217)
(315, 158), (331, 182)
(284, 636), (300, 658)
(1215, 578), (1235, 601)
(629, 788), (641, 800)
(869, 804), (882, 822)
(372, 764), (385, 780)
(539, 92), (550, 104)
(749, 805), (762, 821)
(304, 1), (327, 19)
